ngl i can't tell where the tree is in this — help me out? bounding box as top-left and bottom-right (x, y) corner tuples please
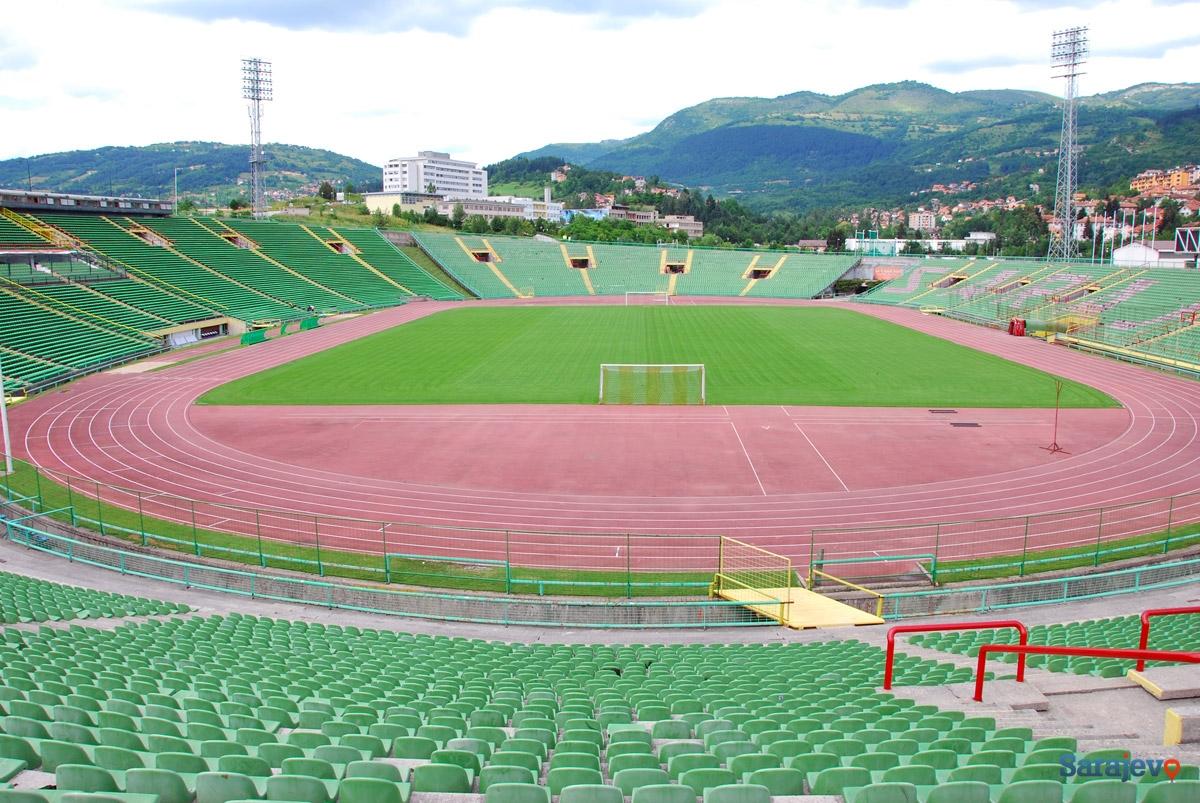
(464, 214), (489, 233)
(392, 203), (402, 218)
(490, 215), (507, 233)
(371, 208), (387, 226)
(317, 181), (335, 201)
(344, 182), (356, 194)
(825, 228), (847, 251)
(228, 197), (249, 210)
(451, 203), (466, 229)
(176, 198), (197, 214)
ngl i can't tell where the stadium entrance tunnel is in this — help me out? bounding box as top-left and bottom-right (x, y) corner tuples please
(748, 268), (772, 279)
(470, 250), (493, 263)
(568, 257), (591, 269)
(665, 262), (687, 274)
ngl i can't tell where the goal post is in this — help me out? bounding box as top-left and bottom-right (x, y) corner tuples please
(625, 291), (670, 305)
(599, 364), (705, 405)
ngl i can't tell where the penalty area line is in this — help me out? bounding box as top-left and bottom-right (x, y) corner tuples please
(727, 412), (767, 496)
(793, 422), (850, 492)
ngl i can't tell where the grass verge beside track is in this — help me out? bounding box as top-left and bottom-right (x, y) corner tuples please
(0, 457), (709, 597)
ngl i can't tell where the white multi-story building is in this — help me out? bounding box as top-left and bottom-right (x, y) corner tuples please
(382, 151), (487, 199)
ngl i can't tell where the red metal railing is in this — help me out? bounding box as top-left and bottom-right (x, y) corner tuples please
(1136, 606), (1200, 671)
(973, 645), (1200, 701)
(883, 621), (1028, 690)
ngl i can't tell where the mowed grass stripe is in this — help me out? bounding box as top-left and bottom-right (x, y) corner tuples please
(200, 306), (1119, 408)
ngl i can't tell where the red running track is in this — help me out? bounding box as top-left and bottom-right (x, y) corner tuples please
(9, 299), (1200, 570)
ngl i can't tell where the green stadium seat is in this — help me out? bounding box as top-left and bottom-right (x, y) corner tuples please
(411, 763), (470, 793)
(125, 768), (192, 803)
(631, 785), (697, 803)
(195, 771), (262, 803)
(479, 765), (535, 791)
(926, 781), (991, 803)
(997, 780), (1065, 803)
(811, 766), (872, 796)
(1143, 781), (1200, 802)
(703, 784), (770, 803)
(338, 777), (408, 803)
(547, 768), (603, 796)
(484, 783), (550, 803)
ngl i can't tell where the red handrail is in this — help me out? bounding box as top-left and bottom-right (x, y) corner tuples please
(883, 621), (1028, 690)
(973, 644), (1200, 701)
(1136, 606), (1200, 671)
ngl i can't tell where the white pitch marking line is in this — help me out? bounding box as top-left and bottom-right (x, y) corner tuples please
(727, 412), (767, 496)
(793, 422), (850, 492)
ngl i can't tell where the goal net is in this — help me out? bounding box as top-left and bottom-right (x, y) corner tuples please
(599, 364), (705, 405)
(625, 291), (670, 305)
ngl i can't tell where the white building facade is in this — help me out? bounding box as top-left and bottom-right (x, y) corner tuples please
(383, 151), (487, 199)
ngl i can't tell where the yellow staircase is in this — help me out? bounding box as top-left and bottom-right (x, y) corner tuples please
(319, 226), (416, 296)
(19, 213), (230, 316)
(739, 254), (787, 296)
(0, 276), (170, 338)
(560, 244), (596, 295)
(0, 207), (70, 247)
(112, 216), (289, 314)
(453, 237), (528, 299)
(1024, 268), (1145, 319)
(198, 220), (366, 307)
(0, 283), (154, 348)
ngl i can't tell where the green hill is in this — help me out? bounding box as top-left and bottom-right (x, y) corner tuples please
(519, 81), (1200, 211)
(0, 141), (381, 204)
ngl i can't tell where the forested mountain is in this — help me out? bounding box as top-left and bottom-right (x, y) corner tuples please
(0, 142), (381, 203)
(518, 81), (1200, 211)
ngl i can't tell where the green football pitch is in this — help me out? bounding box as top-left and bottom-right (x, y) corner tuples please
(200, 306), (1119, 408)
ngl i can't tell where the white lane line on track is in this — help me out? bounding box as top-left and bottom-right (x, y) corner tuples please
(727, 409), (767, 496)
(793, 422), (850, 493)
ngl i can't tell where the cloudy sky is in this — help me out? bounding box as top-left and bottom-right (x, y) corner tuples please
(1, 0), (1197, 167)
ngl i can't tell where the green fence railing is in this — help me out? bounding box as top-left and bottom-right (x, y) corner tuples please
(3, 515), (1198, 629)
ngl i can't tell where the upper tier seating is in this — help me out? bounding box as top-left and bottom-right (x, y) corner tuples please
(36, 214), (299, 324)
(0, 216), (47, 247)
(413, 233), (854, 300)
(225, 221), (411, 308)
(0, 289), (157, 392)
(334, 228), (463, 301)
(139, 217), (360, 314)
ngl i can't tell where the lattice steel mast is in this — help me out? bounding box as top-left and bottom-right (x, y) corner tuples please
(1047, 27), (1088, 261)
(241, 58), (273, 218)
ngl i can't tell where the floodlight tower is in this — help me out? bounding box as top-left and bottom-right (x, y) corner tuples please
(241, 58), (273, 218)
(1047, 26), (1088, 261)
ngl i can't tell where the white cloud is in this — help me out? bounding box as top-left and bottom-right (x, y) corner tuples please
(0, 0), (1197, 167)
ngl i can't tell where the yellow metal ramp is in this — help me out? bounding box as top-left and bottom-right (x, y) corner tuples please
(713, 536), (884, 629)
(717, 585), (884, 628)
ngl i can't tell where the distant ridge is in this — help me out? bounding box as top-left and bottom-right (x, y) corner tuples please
(517, 81), (1200, 211)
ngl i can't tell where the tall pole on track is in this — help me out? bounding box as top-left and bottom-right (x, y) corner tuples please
(1045, 380), (1064, 454)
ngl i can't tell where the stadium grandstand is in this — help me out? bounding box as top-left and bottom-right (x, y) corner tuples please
(859, 259), (1200, 372)
(4, 188), (1200, 803)
(410, 232), (857, 300)
(0, 193), (462, 394)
